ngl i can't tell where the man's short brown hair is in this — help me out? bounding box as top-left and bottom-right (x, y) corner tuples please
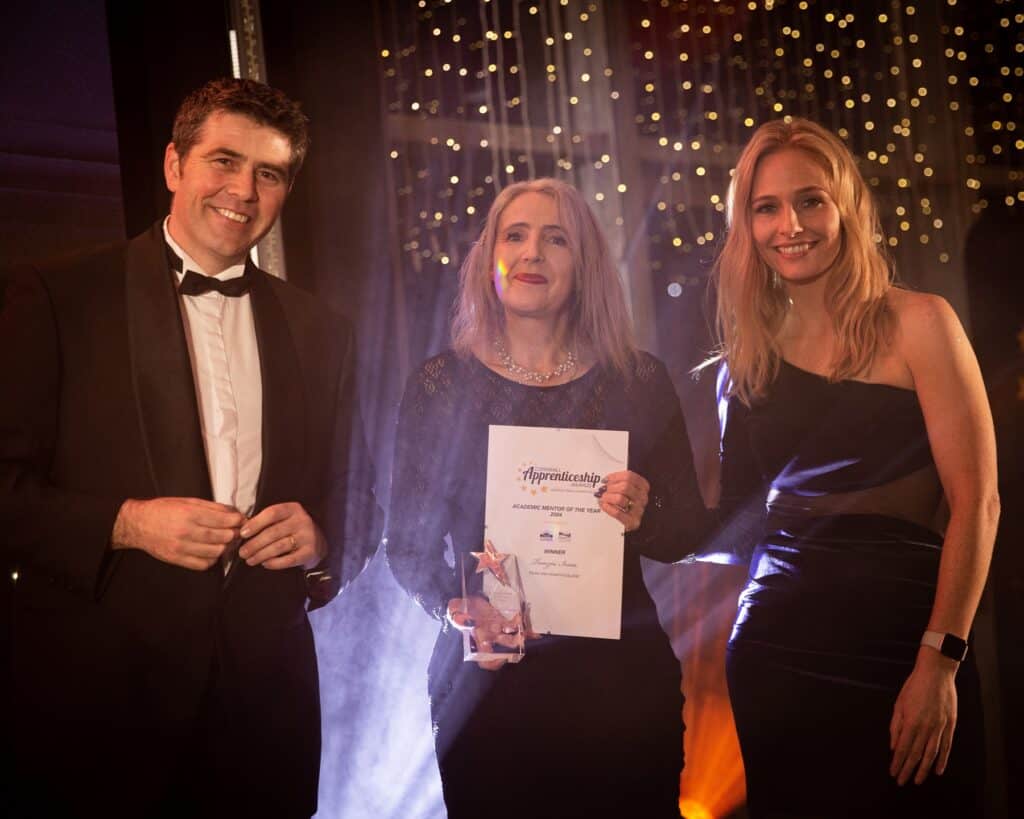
(172, 78), (310, 179)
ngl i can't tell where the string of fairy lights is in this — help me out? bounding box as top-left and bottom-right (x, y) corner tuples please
(377, 0), (1022, 300)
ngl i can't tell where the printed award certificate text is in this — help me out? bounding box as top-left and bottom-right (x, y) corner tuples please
(484, 424), (628, 639)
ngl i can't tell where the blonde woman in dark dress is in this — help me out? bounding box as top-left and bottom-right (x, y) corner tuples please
(712, 118), (998, 818)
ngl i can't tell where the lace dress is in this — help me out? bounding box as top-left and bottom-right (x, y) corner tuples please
(386, 350), (709, 818)
(720, 359), (986, 818)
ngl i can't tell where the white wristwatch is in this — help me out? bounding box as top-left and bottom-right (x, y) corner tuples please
(921, 630), (968, 662)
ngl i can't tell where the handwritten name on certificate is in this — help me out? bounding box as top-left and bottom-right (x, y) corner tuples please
(484, 425), (628, 640)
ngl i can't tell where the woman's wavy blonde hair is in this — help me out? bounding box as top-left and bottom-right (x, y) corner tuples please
(451, 178), (637, 376)
(712, 117), (894, 404)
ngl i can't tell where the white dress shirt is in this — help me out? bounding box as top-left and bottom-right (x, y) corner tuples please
(163, 219), (263, 535)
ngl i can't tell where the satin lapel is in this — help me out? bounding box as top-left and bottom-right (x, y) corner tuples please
(249, 268), (307, 515)
(125, 224), (212, 499)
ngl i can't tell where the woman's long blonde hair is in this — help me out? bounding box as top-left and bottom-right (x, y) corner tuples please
(451, 178), (637, 376)
(713, 117), (894, 404)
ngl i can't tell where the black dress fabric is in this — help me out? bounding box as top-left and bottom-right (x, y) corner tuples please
(386, 350), (709, 819)
(721, 359), (986, 818)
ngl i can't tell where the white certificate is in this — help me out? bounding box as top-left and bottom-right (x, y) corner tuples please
(484, 424), (628, 640)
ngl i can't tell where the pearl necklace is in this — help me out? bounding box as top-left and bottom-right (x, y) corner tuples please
(493, 338), (577, 384)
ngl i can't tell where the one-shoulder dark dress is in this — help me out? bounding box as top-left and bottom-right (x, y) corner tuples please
(721, 359), (986, 818)
(386, 351), (709, 819)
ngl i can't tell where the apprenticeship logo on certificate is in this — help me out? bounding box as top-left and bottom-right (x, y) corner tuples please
(484, 424), (628, 640)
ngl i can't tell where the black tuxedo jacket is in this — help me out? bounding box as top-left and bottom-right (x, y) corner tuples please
(0, 223), (379, 816)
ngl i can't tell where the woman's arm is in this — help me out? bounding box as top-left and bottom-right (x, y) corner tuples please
(384, 363), (461, 621)
(708, 366), (769, 566)
(889, 291), (999, 785)
(622, 357), (719, 562)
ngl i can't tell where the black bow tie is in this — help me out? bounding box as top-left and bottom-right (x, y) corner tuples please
(179, 269), (253, 297)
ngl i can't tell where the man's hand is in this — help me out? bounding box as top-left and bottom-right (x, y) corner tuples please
(238, 502), (327, 570)
(111, 497), (244, 571)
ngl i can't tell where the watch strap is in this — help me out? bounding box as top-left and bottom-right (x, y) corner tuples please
(305, 568), (340, 611)
(921, 630), (968, 662)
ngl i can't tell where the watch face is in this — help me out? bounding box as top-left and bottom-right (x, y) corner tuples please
(941, 634), (969, 662)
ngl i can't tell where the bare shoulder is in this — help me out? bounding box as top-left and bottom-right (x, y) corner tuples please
(888, 288), (967, 364)
(888, 287), (958, 326)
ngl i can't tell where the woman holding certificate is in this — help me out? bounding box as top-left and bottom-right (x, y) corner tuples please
(386, 178), (708, 818)
(712, 118), (996, 816)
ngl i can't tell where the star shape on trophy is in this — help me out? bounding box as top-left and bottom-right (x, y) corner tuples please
(471, 539), (510, 586)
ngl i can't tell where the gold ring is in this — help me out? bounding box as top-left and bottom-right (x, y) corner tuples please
(287, 534), (297, 552)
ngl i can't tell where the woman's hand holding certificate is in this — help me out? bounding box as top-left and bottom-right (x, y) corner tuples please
(595, 469), (650, 532)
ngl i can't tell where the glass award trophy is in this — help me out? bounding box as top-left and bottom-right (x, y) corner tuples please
(457, 540), (527, 664)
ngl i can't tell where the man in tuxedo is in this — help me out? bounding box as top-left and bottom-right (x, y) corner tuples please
(0, 78), (380, 817)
